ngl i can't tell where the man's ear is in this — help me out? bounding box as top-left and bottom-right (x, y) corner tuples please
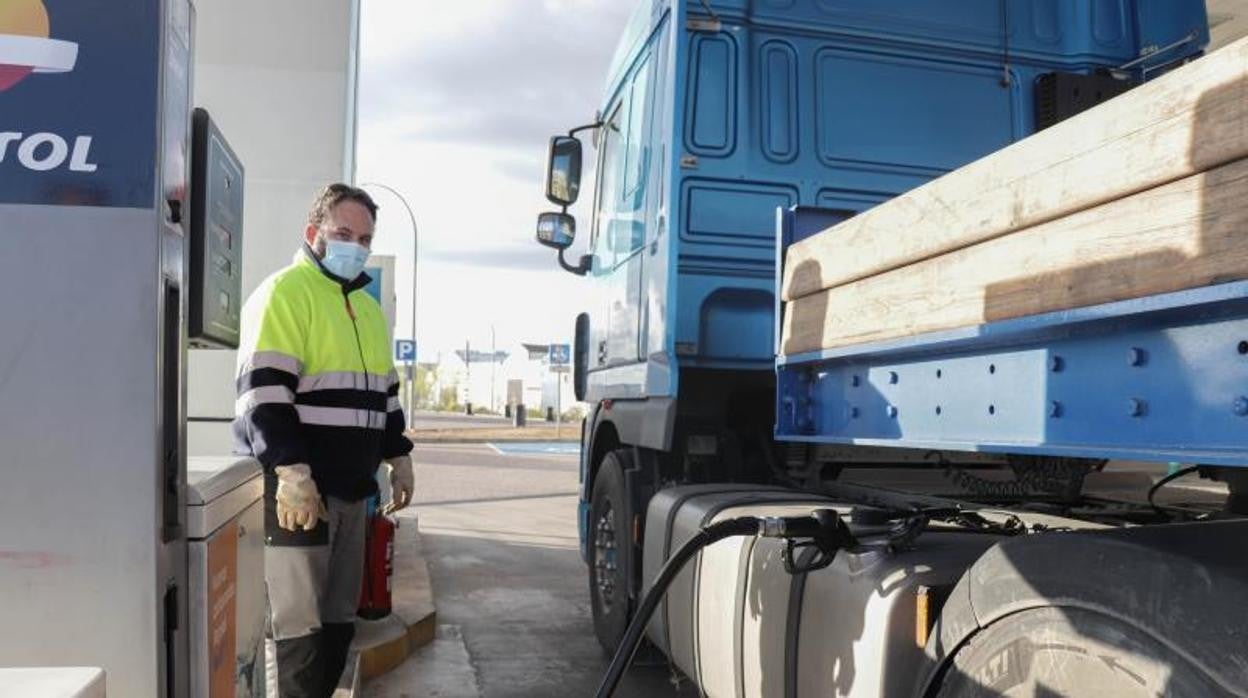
(304, 224), (319, 250)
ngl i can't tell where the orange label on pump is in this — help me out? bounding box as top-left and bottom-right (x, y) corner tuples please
(206, 521), (239, 698)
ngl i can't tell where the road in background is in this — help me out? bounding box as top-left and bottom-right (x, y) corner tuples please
(368, 443), (692, 698)
(411, 410), (513, 431)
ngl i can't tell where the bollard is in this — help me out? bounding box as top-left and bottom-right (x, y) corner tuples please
(505, 404), (512, 419)
(466, 402), (473, 416)
(546, 406), (555, 422)
(513, 404), (527, 428)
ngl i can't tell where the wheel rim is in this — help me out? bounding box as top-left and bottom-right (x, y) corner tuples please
(593, 502), (618, 615)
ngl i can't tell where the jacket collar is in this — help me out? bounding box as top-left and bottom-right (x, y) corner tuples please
(297, 243), (372, 293)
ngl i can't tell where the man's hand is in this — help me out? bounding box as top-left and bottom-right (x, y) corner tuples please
(274, 464), (328, 531)
(384, 455), (414, 514)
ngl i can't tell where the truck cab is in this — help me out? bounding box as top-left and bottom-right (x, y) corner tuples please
(534, 0), (1210, 659)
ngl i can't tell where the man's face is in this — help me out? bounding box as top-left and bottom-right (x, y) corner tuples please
(305, 200), (376, 257)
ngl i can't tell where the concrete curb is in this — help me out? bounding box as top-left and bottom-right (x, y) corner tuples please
(348, 514), (437, 687)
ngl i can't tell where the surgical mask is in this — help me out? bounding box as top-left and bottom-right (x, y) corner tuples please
(321, 239), (370, 281)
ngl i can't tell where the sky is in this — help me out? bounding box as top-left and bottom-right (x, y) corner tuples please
(356, 0), (635, 363)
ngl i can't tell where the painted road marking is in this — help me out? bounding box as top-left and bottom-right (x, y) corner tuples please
(490, 442), (579, 456)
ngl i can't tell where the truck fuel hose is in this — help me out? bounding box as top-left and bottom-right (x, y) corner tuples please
(593, 510), (859, 698)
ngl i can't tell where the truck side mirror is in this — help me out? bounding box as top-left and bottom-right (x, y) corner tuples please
(536, 212), (576, 250)
(546, 136), (583, 206)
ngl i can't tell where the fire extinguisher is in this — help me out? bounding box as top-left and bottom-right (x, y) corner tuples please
(358, 496), (396, 620)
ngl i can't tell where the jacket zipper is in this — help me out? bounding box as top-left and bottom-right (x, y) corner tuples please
(343, 289), (371, 398)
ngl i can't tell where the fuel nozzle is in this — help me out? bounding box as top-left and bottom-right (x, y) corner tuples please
(760, 508), (858, 575)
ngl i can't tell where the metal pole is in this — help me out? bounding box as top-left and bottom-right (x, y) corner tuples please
(361, 181), (418, 428)
(556, 370), (562, 440)
(491, 325), (497, 414)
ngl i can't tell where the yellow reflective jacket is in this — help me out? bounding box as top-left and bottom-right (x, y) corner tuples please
(233, 245), (412, 501)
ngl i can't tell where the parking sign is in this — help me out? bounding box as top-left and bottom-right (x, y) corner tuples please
(549, 343), (571, 366)
(395, 339), (416, 362)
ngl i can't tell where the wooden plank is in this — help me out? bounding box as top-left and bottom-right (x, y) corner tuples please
(781, 156), (1248, 356)
(782, 36), (1248, 302)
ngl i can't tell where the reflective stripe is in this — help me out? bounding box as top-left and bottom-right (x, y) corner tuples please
(387, 368), (400, 385)
(239, 350), (301, 377)
(387, 396), (402, 412)
(296, 405), (387, 430)
(236, 385), (295, 414)
(297, 371), (389, 394)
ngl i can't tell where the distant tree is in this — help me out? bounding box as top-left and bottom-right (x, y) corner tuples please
(438, 386), (459, 412)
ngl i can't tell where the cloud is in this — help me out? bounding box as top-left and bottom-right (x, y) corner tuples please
(494, 154), (545, 184)
(424, 242), (563, 272)
(359, 0), (633, 151)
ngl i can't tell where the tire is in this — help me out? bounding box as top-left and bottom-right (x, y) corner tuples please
(935, 607), (1233, 698)
(588, 449), (634, 655)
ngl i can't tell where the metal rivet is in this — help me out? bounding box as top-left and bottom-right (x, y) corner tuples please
(989, 364), (997, 375)
(889, 371), (899, 385)
(1129, 398), (1147, 417)
(1129, 348), (1147, 367)
(935, 406), (942, 416)
(851, 375), (860, 387)
(1050, 356), (1064, 373)
(936, 369), (943, 379)
(1234, 397), (1248, 417)
(1049, 401), (1062, 418)
(988, 405), (996, 415)
(850, 407), (860, 419)
(887, 406), (898, 418)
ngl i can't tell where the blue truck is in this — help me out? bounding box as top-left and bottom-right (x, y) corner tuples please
(536, 1), (1248, 695)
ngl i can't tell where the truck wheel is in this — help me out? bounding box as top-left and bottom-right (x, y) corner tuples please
(934, 607), (1230, 697)
(588, 450), (633, 655)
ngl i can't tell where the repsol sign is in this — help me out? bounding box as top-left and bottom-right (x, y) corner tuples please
(0, 0), (161, 208)
(0, 132), (98, 172)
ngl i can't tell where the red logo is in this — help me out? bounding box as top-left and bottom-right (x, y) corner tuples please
(0, 1), (78, 92)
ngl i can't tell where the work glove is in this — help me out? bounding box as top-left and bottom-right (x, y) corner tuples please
(383, 455), (415, 514)
(274, 464), (328, 532)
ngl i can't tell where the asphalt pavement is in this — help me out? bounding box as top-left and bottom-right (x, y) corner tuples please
(367, 442), (693, 698)
(410, 410), (515, 431)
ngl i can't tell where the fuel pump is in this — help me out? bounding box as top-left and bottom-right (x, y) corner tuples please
(0, 1), (246, 695)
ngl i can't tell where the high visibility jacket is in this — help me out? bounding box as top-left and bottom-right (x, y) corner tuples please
(233, 245), (412, 501)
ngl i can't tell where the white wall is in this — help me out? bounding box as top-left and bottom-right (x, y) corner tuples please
(187, 0), (361, 456)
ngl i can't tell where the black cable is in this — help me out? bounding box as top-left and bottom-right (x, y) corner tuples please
(1148, 465), (1201, 515)
(595, 516), (760, 698)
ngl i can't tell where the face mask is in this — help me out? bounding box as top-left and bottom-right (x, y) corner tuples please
(320, 239), (370, 280)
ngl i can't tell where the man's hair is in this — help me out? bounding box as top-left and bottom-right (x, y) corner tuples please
(307, 183), (378, 227)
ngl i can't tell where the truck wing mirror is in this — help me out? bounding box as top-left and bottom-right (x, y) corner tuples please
(545, 136), (583, 206)
(537, 211), (576, 250)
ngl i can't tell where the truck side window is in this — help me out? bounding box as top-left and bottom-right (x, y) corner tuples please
(622, 55), (652, 208)
(594, 53), (653, 270)
(592, 103), (627, 270)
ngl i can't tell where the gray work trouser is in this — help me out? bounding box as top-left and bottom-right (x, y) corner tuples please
(265, 496), (366, 698)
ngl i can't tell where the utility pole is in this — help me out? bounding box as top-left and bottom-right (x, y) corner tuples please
(491, 325), (497, 414)
(360, 182), (418, 427)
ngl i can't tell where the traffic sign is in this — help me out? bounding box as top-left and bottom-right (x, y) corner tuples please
(549, 343), (571, 366)
(395, 339), (416, 362)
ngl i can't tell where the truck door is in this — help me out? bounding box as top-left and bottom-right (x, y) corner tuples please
(591, 52), (654, 369)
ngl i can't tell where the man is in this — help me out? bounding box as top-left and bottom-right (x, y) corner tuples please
(234, 183), (415, 697)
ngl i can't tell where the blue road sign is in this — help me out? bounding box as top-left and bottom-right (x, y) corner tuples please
(395, 339), (416, 362)
(549, 343), (571, 366)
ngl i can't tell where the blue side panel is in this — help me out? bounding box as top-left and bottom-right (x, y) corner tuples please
(776, 212), (1248, 466)
(685, 33), (738, 156)
(814, 49), (1017, 173)
(667, 0), (1208, 372)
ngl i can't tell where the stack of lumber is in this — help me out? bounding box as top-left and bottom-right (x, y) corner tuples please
(780, 37), (1248, 356)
